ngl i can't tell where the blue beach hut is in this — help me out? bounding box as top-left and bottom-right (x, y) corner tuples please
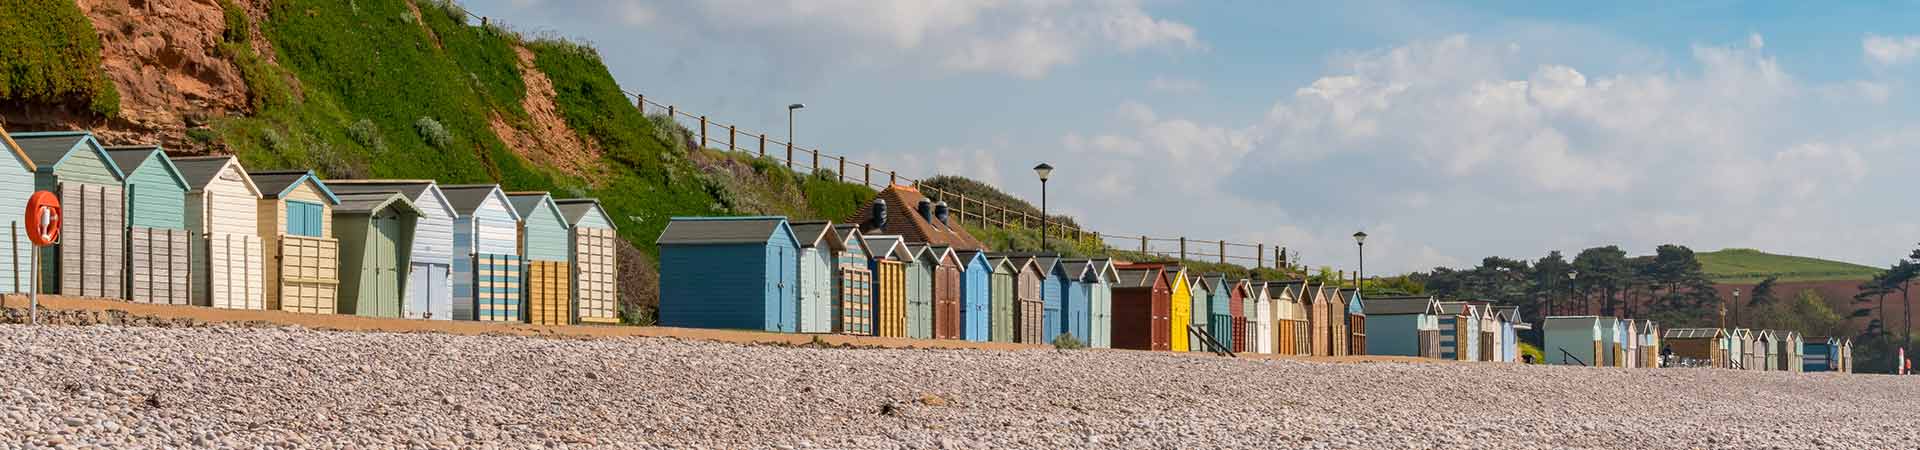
(657, 216), (800, 332)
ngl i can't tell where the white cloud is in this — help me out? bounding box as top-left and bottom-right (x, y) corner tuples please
(1864, 34), (1920, 66)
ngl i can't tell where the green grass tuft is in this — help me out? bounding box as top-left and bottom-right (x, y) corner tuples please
(0, 0), (121, 116)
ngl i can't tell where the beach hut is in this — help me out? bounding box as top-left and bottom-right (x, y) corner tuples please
(830, 225), (874, 335)
(1664, 328), (1728, 368)
(15, 132), (126, 299)
(1272, 281), (1308, 355)
(1361, 296), (1443, 357)
(1543, 316), (1604, 366)
(790, 221), (838, 333)
(904, 244), (935, 339)
(1030, 255), (1067, 343)
(0, 130), (38, 295)
(506, 192), (570, 325)
(1440, 303), (1484, 361)
(956, 250), (991, 342)
(1085, 258), (1117, 348)
(1301, 282), (1326, 356)
(1840, 338), (1854, 372)
(1638, 320), (1661, 368)
(105, 146), (190, 305)
(657, 216), (799, 332)
(930, 246), (963, 340)
(1229, 279), (1250, 354)
(552, 199), (618, 324)
(1495, 306), (1523, 363)
(171, 156), (263, 309)
(1727, 328), (1750, 369)
(1251, 282), (1273, 354)
(330, 192), (421, 318)
(248, 170), (340, 313)
(1803, 336), (1838, 372)
(1060, 259), (1094, 345)
(1748, 329), (1774, 371)
(986, 255), (1016, 342)
(328, 180), (458, 320)
(1315, 284), (1352, 357)
(1773, 330), (1803, 373)
(1110, 263), (1170, 351)
(1011, 255), (1045, 343)
(1345, 289), (1367, 356)
(862, 235), (910, 337)
(1596, 317), (1625, 367)
(1621, 319), (1639, 367)
(1187, 274), (1212, 350)
(1204, 275), (1235, 352)
(439, 185), (523, 322)
(1166, 265), (1192, 352)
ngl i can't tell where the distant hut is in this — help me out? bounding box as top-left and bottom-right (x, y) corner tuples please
(930, 246), (963, 340)
(1009, 255), (1045, 343)
(1031, 255), (1067, 343)
(1750, 329), (1775, 371)
(1205, 274), (1234, 352)
(1638, 320), (1661, 368)
(790, 221), (838, 333)
(247, 170), (340, 313)
(956, 250), (992, 342)
(1361, 296), (1443, 358)
(862, 235), (911, 337)
(1664, 328), (1729, 367)
(1166, 265), (1193, 352)
(16, 131), (126, 299)
(656, 216), (799, 332)
(0, 129), (38, 295)
(1774, 330), (1803, 373)
(985, 255), (1016, 342)
(1439, 302), (1483, 361)
(171, 156), (264, 310)
(1544, 316), (1605, 366)
(829, 225), (874, 335)
(1272, 281), (1308, 355)
(1250, 282), (1273, 354)
(1060, 259), (1093, 345)
(1344, 289), (1367, 356)
(1110, 263), (1171, 351)
(506, 192), (570, 325)
(1085, 258), (1117, 348)
(1597, 317), (1625, 367)
(554, 198), (618, 324)
(328, 180), (459, 320)
(1230, 279), (1251, 354)
(1803, 336), (1839, 372)
(1727, 328), (1751, 369)
(1494, 306), (1524, 363)
(438, 185), (523, 322)
(330, 192), (421, 318)
(904, 244), (936, 339)
(105, 146), (190, 305)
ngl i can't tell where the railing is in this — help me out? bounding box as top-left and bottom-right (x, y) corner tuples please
(1559, 348), (1588, 367)
(1189, 324), (1236, 357)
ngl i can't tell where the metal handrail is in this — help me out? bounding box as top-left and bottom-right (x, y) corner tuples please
(1188, 325), (1236, 358)
(1560, 348), (1588, 366)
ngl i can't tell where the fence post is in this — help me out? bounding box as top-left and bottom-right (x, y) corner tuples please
(1139, 235), (1147, 253)
(1279, 246), (1288, 270)
(1218, 241), (1226, 264)
(1091, 231), (1099, 248)
(1179, 237), (1187, 261)
(839, 156), (847, 182)
(958, 195), (967, 225)
(728, 125), (736, 151)
(864, 163), (872, 186)
(811, 149), (819, 173)
(667, 105), (675, 120)
(635, 94), (645, 114)
(786, 142), (794, 170)
(1257, 244), (1264, 269)
(889, 171), (897, 186)
(759, 134), (767, 157)
(699, 116), (707, 149)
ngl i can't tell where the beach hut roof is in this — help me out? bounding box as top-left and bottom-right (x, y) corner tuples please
(248, 169), (339, 203)
(332, 191), (423, 216)
(12, 131), (124, 178)
(862, 234), (913, 260)
(1362, 296), (1439, 315)
(657, 216), (795, 245)
(329, 180), (458, 218)
(789, 220), (838, 250)
(1663, 328), (1725, 339)
(168, 156), (263, 196)
(550, 198), (617, 230)
(103, 146), (189, 190)
(436, 184), (522, 221)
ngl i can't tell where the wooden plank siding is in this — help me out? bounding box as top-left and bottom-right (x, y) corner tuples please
(175, 157), (265, 310)
(525, 260), (569, 325)
(445, 186), (523, 322)
(508, 193), (570, 325)
(556, 199), (617, 325)
(13, 132), (126, 299)
(0, 129), (35, 295)
(255, 173), (339, 313)
(326, 181), (458, 320)
(1167, 268), (1190, 352)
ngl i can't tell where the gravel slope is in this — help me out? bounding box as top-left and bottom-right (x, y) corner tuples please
(0, 324), (1913, 449)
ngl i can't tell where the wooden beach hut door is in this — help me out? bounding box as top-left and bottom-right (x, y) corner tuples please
(574, 227), (618, 324)
(57, 182), (125, 298)
(369, 209), (404, 317)
(798, 246), (831, 333)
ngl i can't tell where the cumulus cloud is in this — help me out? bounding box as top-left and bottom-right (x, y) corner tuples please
(1864, 34), (1920, 66)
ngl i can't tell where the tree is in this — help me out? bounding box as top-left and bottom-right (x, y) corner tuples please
(1882, 261), (1920, 351)
(1531, 251), (1573, 316)
(1572, 246), (1630, 316)
(1748, 276), (1779, 310)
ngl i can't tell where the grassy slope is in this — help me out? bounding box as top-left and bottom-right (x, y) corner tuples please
(0, 0), (119, 116)
(1696, 248), (1882, 283)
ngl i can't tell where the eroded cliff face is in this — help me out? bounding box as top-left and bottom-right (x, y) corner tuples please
(69, 0), (262, 147)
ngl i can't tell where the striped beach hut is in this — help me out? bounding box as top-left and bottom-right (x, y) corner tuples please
(1664, 328), (1729, 368)
(930, 246), (963, 340)
(1011, 255), (1045, 343)
(657, 216), (799, 332)
(1436, 302), (1476, 361)
(790, 221), (838, 333)
(862, 235), (911, 337)
(105, 146), (190, 304)
(1543, 316), (1604, 366)
(1803, 336), (1838, 372)
(1060, 259), (1093, 344)
(327, 180), (457, 320)
(1085, 258), (1117, 348)
(1166, 265), (1192, 352)
(330, 192), (420, 318)
(507, 192), (571, 325)
(1110, 263), (1170, 351)
(904, 244), (936, 339)
(956, 249), (992, 342)
(986, 255), (1017, 342)
(16, 131), (125, 299)
(1361, 296), (1443, 357)
(554, 199), (618, 324)
(171, 156), (264, 309)
(829, 225), (873, 335)
(248, 170), (340, 313)
(440, 185), (524, 322)
(0, 129), (38, 295)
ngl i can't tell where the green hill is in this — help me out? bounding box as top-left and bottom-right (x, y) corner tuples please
(1696, 248), (1882, 283)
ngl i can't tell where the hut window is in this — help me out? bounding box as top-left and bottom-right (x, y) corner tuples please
(287, 201), (324, 237)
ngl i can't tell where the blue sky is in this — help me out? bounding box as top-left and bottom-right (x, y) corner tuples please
(464, 0), (1920, 274)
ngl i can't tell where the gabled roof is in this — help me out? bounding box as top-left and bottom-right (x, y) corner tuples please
(436, 184), (522, 220)
(168, 156), (262, 197)
(327, 180), (459, 220)
(332, 191), (423, 216)
(862, 235), (912, 261)
(504, 191), (566, 226)
(841, 184), (986, 251)
(247, 170), (340, 204)
(1111, 264), (1165, 289)
(1086, 258), (1119, 283)
(657, 216), (795, 246)
(1060, 259), (1093, 281)
(1269, 280), (1306, 300)
(103, 146), (189, 191)
(789, 220), (837, 249)
(1363, 296), (1440, 315)
(1437, 301), (1479, 317)
(954, 249), (989, 269)
(0, 128), (36, 172)
(12, 131), (124, 179)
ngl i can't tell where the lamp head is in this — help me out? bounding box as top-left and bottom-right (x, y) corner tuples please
(1352, 231), (1368, 244)
(1033, 163), (1053, 181)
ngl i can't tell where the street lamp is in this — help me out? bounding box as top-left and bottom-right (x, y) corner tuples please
(1565, 270), (1578, 316)
(1034, 163), (1052, 252)
(787, 103), (805, 149)
(1730, 288), (1741, 328)
(1352, 231), (1367, 290)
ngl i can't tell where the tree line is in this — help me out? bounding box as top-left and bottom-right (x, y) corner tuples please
(1850, 246), (1920, 373)
(1410, 244), (1723, 328)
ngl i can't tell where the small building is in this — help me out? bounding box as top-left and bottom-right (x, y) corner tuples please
(554, 198), (618, 325)
(1493, 306), (1524, 363)
(1803, 336), (1839, 372)
(985, 255), (1017, 343)
(790, 221), (839, 333)
(1727, 328), (1751, 369)
(327, 180), (459, 321)
(829, 225), (874, 335)
(330, 192), (421, 318)
(1597, 317), (1625, 367)
(1664, 328), (1728, 368)
(105, 146), (191, 305)
(507, 192), (571, 325)
(1205, 274), (1235, 352)
(171, 156), (264, 310)
(1773, 330), (1803, 373)
(862, 235), (911, 337)
(1750, 330), (1776, 371)
(930, 246), (963, 340)
(248, 170), (341, 314)
(956, 250), (992, 342)
(1230, 279), (1251, 354)
(903, 244), (936, 339)
(1638, 320), (1661, 368)
(0, 129), (38, 295)
(1272, 281), (1308, 356)
(1543, 316), (1604, 366)
(16, 131), (126, 299)
(1032, 255), (1068, 343)
(439, 185), (524, 322)
(1110, 263), (1170, 351)
(1166, 265), (1192, 352)
(1060, 259), (1094, 345)
(1010, 255), (1045, 343)
(1838, 337), (1855, 373)
(1188, 274), (1211, 350)
(1345, 289), (1367, 356)
(1362, 296), (1443, 358)
(1085, 258), (1116, 349)
(1314, 283), (1352, 357)
(1250, 282), (1273, 354)
(1438, 302), (1483, 361)
(656, 216), (799, 332)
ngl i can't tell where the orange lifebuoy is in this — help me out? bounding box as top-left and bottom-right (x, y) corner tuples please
(25, 190), (59, 247)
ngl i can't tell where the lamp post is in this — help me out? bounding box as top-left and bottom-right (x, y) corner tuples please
(1730, 288), (1741, 328)
(1033, 163), (1052, 252)
(1352, 231), (1367, 290)
(787, 103), (805, 149)
(1565, 270), (1578, 316)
